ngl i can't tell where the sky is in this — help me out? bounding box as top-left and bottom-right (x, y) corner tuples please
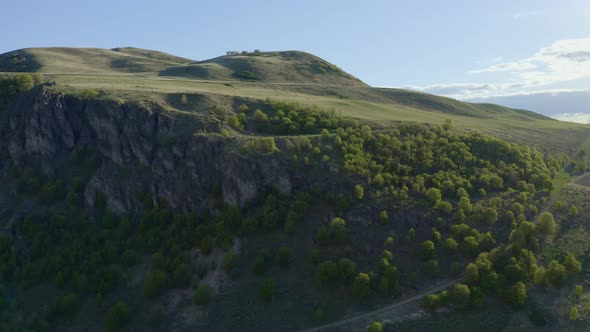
(2, 0), (590, 120)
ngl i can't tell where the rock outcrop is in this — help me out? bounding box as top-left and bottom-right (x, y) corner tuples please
(3, 85), (292, 213)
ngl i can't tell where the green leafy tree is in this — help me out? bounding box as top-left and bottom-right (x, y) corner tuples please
(507, 282), (527, 307)
(354, 185), (364, 200)
(379, 210), (388, 224)
(368, 321), (383, 332)
(420, 241), (436, 260)
(426, 187), (442, 204)
(259, 278), (276, 303)
(353, 273), (372, 300)
(105, 301), (129, 332)
(452, 283), (471, 309)
(564, 252), (582, 273)
(276, 246), (293, 268)
(570, 307), (579, 320)
(193, 284), (212, 306)
(538, 212), (556, 235)
(546, 260), (567, 286)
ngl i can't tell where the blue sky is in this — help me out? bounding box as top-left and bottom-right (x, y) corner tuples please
(2, 0), (590, 101)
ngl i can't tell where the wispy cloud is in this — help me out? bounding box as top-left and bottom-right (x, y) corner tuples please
(403, 38), (590, 100)
(471, 38), (590, 86)
(512, 10), (544, 20)
(551, 113), (590, 124)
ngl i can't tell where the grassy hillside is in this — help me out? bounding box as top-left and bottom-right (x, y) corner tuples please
(111, 47), (193, 64)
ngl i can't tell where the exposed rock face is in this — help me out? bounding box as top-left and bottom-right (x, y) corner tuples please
(3, 86), (291, 213)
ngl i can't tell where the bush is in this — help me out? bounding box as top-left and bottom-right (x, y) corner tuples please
(564, 252), (582, 273)
(276, 246), (293, 268)
(78, 89), (99, 100)
(368, 321), (383, 332)
(352, 273), (372, 300)
(354, 185), (364, 200)
(144, 269), (167, 298)
(105, 301), (129, 332)
(259, 278), (276, 303)
(420, 241), (435, 260)
(193, 284), (212, 306)
(452, 283), (471, 309)
(538, 212), (556, 235)
(507, 282), (527, 307)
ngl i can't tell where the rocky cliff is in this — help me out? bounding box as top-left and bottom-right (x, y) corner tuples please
(3, 85), (292, 213)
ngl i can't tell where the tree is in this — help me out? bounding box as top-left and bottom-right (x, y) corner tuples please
(570, 307), (579, 320)
(337, 258), (357, 283)
(193, 284), (212, 306)
(105, 301), (129, 332)
(276, 246), (293, 268)
(368, 321), (383, 332)
(461, 236), (479, 257)
(423, 294), (440, 310)
(379, 210), (388, 224)
(238, 104), (249, 112)
(253, 109), (269, 122)
(316, 260), (338, 285)
(465, 263), (479, 284)
(564, 252), (582, 273)
(533, 266), (546, 287)
(575, 285), (583, 297)
(352, 273), (372, 300)
(420, 241), (436, 260)
(444, 238), (458, 254)
(546, 260), (566, 286)
(452, 283), (471, 309)
(507, 282), (527, 307)
(330, 217), (348, 244)
(259, 278), (276, 303)
(354, 185), (364, 200)
(407, 228), (416, 241)
(179, 94), (188, 105)
(538, 212), (556, 235)
(144, 269), (167, 298)
(222, 251), (237, 274)
(426, 187), (442, 204)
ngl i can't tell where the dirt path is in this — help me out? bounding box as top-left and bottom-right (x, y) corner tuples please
(300, 277), (462, 332)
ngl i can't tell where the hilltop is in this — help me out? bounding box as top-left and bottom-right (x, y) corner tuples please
(1, 46), (585, 152)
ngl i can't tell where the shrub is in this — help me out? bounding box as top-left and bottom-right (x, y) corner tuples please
(143, 269), (167, 298)
(368, 321), (383, 332)
(352, 273), (372, 300)
(564, 252), (582, 273)
(507, 282), (527, 307)
(420, 241), (435, 260)
(452, 283), (471, 309)
(193, 284), (212, 306)
(354, 185), (364, 200)
(276, 246), (293, 268)
(259, 278), (276, 303)
(105, 301), (129, 332)
(78, 89), (99, 100)
(538, 212), (556, 235)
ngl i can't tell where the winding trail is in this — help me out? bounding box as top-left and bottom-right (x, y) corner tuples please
(300, 277), (462, 332)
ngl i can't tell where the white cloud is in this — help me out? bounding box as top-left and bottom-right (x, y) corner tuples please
(404, 82), (525, 99)
(471, 38), (590, 86)
(402, 38), (590, 100)
(551, 113), (590, 123)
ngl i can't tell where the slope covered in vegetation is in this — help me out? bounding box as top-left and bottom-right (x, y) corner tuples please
(0, 49), (589, 332)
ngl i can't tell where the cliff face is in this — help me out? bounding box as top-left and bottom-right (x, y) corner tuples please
(3, 85), (291, 213)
